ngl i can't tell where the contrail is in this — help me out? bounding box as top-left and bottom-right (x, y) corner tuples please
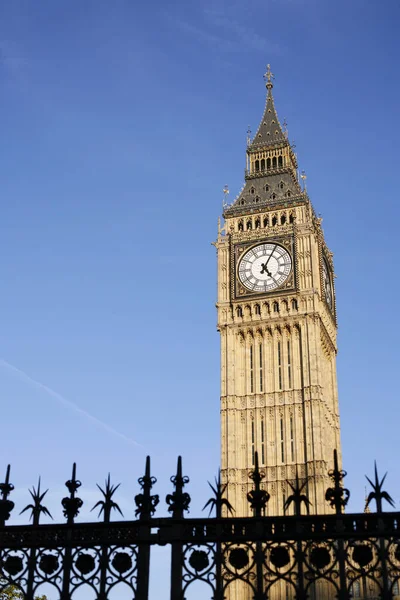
(0, 358), (143, 449)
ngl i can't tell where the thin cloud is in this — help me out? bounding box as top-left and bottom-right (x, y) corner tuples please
(0, 358), (144, 449)
(168, 7), (284, 56)
(203, 8), (283, 54)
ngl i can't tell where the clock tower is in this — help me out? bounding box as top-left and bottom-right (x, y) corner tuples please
(216, 67), (341, 517)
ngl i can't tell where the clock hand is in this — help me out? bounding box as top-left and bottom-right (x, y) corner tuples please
(265, 245), (277, 269)
(260, 263), (272, 277)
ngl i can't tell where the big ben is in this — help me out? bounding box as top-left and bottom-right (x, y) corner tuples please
(216, 66), (341, 519)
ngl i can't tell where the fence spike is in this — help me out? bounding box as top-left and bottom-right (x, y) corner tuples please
(135, 456), (159, 519)
(166, 456), (190, 518)
(0, 464), (14, 525)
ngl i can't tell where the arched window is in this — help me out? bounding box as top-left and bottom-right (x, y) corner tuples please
(289, 212), (294, 223)
(247, 220), (252, 230)
(267, 158), (271, 170)
(287, 190), (291, 198)
(271, 193), (276, 200)
(255, 160), (260, 172)
(272, 156), (277, 168)
(236, 306), (243, 317)
(238, 221), (244, 231)
(251, 418), (255, 465)
(278, 155), (283, 167)
(272, 215), (277, 226)
(255, 218), (260, 229)
(273, 301), (279, 313)
(281, 214), (286, 225)
(254, 304), (261, 315)
(279, 181), (284, 189)
(263, 217), (269, 228)
(261, 159), (265, 170)
(291, 299), (298, 310)
(249, 344), (254, 393)
(282, 300), (288, 311)
(251, 187), (255, 194)
(265, 184), (269, 191)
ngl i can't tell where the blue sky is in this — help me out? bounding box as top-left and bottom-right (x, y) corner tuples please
(0, 0), (399, 595)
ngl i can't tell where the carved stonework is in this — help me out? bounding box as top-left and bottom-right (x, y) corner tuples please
(217, 69), (342, 535)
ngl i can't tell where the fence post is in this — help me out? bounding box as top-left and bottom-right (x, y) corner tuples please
(247, 452), (269, 600)
(135, 457), (159, 600)
(91, 474), (124, 600)
(61, 464), (83, 600)
(167, 457), (190, 600)
(20, 478), (52, 600)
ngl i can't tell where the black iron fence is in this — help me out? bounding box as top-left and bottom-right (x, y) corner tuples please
(0, 451), (399, 599)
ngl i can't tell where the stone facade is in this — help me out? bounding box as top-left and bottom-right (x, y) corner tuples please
(215, 69), (342, 522)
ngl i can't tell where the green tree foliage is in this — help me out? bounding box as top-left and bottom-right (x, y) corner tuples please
(0, 582), (47, 600)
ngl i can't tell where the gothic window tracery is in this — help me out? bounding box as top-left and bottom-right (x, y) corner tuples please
(251, 418), (255, 466)
(279, 415), (285, 461)
(249, 343), (254, 393)
(261, 417), (265, 463)
(290, 415), (294, 461)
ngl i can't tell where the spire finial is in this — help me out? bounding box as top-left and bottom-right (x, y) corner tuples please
(300, 170), (307, 191)
(264, 64), (274, 90)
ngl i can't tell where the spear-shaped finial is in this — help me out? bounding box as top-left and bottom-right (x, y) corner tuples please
(0, 465), (15, 525)
(247, 452), (270, 517)
(325, 449), (350, 514)
(166, 456), (190, 519)
(135, 456), (159, 519)
(61, 463), (83, 524)
(365, 462), (395, 513)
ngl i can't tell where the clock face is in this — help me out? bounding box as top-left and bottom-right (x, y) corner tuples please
(238, 243), (292, 293)
(322, 257), (333, 310)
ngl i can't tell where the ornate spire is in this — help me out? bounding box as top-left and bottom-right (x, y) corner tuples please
(250, 64), (286, 148)
(223, 66), (302, 216)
